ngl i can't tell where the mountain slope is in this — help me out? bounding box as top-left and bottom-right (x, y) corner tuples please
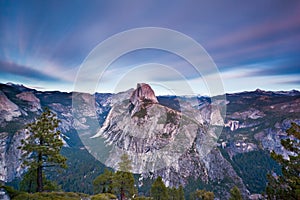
(0, 83), (299, 199)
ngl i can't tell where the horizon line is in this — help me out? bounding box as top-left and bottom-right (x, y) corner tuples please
(1, 82), (299, 97)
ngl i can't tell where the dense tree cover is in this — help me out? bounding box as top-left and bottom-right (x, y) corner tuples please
(231, 150), (281, 193)
(20, 168), (60, 192)
(53, 147), (106, 194)
(189, 189), (214, 200)
(18, 108), (67, 192)
(167, 185), (185, 200)
(113, 170), (135, 199)
(168, 187), (179, 200)
(93, 168), (187, 200)
(93, 154), (136, 200)
(183, 176), (209, 199)
(266, 122), (300, 200)
(178, 185), (185, 200)
(93, 169), (114, 194)
(113, 154), (136, 199)
(150, 176), (169, 200)
(229, 186), (242, 200)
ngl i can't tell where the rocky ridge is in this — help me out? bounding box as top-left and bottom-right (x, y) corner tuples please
(0, 91), (21, 122)
(0, 83), (299, 199)
(88, 83), (247, 198)
(16, 91), (41, 112)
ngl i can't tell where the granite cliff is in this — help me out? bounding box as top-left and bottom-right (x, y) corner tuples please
(0, 83), (299, 199)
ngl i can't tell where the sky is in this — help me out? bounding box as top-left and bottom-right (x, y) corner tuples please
(0, 0), (300, 95)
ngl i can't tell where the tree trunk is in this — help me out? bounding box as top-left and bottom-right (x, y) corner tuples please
(36, 152), (43, 192)
(28, 179), (32, 193)
(121, 187), (125, 200)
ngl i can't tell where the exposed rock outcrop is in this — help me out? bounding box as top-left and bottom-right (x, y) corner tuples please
(0, 131), (24, 182)
(129, 83), (158, 116)
(130, 83), (158, 105)
(0, 91), (21, 122)
(231, 108), (265, 120)
(225, 120), (239, 131)
(1, 82), (300, 199)
(90, 83), (243, 197)
(16, 91), (41, 112)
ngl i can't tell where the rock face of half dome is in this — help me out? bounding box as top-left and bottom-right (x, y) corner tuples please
(129, 83), (158, 117)
(90, 83), (244, 196)
(130, 83), (158, 105)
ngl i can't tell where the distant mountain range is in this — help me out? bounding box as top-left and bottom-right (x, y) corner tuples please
(0, 82), (299, 199)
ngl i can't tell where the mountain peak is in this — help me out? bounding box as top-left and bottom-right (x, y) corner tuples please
(129, 83), (158, 117)
(130, 83), (158, 105)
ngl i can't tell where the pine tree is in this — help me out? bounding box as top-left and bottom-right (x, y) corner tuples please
(118, 153), (132, 172)
(167, 186), (185, 200)
(93, 169), (114, 194)
(113, 153), (135, 200)
(190, 189), (214, 200)
(150, 176), (169, 200)
(18, 108), (67, 192)
(20, 168), (36, 193)
(266, 122), (300, 200)
(20, 168), (60, 192)
(229, 186), (243, 200)
(178, 185), (185, 200)
(168, 187), (179, 200)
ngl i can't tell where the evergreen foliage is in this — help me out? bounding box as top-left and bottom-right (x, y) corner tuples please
(168, 187), (179, 200)
(150, 176), (169, 200)
(20, 168), (60, 192)
(113, 171), (135, 199)
(266, 122), (300, 200)
(229, 186), (243, 200)
(93, 169), (114, 194)
(53, 147), (106, 194)
(230, 150), (281, 193)
(118, 153), (133, 172)
(178, 185), (185, 200)
(189, 189), (214, 200)
(167, 185), (185, 200)
(113, 153), (135, 200)
(18, 108), (67, 192)
(93, 153), (135, 200)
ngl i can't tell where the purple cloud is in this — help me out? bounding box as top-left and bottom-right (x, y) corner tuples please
(0, 60), (63, 82)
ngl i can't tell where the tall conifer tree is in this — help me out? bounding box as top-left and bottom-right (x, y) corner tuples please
(19, 108), (67, 192)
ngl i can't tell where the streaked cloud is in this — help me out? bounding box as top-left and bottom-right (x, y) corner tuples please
(248, 60), (300, 77)
(0, 0), (299, 94)
(0, 60), (62, 82)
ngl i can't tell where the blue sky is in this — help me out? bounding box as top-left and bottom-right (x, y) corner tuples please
(0, 0), (299, 95)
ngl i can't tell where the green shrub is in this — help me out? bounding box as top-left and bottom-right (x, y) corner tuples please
(91, 193), (117, 200)
(12, 191), (89, 200)
(133, 107), (147, 118)
(1, 185), (24, 198)
(134, 196), (152, 200)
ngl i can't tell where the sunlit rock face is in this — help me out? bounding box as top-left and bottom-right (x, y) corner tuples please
(130, 83), (158, 104)
(89, 83), (245, 196)
(129, 83), (159, 117)
(0, 131), (24, 182)
(93, 83), (196, 173)
(5, 83), (300, 198)
(0, 91), (21, 122)
(16, 91), (41, 112)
